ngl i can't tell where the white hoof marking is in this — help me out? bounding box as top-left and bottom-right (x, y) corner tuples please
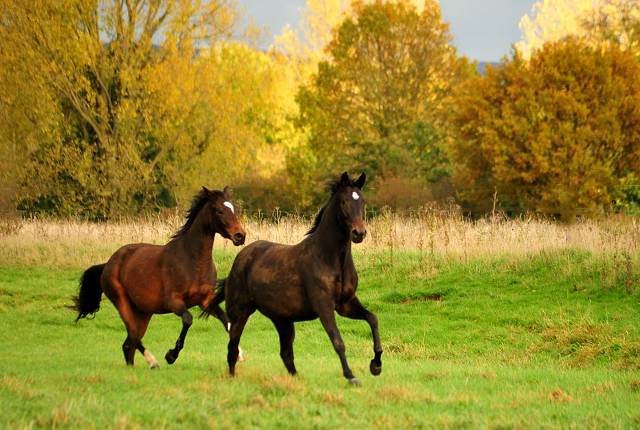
(144, 350), (159, 369)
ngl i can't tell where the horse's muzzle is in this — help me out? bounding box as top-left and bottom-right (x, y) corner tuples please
(232, 231), (246, 246)
(351, 227), (366, 244)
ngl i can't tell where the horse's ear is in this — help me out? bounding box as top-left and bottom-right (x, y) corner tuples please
(356, 173), (366, 189)
(202, 186), (214, 198)
(223, 186), (231, 200)
(340, 172), (350, 187)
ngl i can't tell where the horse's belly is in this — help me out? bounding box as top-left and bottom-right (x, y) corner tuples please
(252, 282), (315, 321)
(182, 286), (215, 310)
(257, 302), (317, 321)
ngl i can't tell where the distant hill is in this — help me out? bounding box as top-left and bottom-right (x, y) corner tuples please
(476, 62), (501, 75)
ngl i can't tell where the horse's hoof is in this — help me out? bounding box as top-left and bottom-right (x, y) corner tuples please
(370, 360), (382, 376)
(165, 351), (177, 365)
(150, 363), (160, 370)
(348, 377), (361, 386)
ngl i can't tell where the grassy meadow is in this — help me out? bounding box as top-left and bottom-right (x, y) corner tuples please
(1, 211), (640, 429)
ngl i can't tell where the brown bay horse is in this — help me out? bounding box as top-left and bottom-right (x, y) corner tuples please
(205, 172), (383, 385)
(70, 186), (246, 368)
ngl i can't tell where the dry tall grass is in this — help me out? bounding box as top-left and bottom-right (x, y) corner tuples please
(1, 204), (639, 270)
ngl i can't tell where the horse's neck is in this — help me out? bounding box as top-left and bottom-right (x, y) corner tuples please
(310, 199), (351, 264)
(177, 213), (215, 259)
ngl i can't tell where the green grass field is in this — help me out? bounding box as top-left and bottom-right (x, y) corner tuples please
(1, 247), (640, 429)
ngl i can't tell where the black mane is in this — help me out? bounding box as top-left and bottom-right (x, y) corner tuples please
(172, 189), (224, 238)
(306, 175), (360, 235)
(306, 205), (327, 235)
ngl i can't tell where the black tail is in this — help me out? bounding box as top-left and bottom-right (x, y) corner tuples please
(200, 277), (227, 319)
(69, 264), (105, 323)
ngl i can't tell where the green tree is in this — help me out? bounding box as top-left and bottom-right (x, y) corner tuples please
(292, 0), (472, 209)
(451, 38), (640, 217)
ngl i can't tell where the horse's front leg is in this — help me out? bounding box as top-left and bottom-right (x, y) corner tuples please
(166, 308), (192, 364)
(313, 299), (360, 385)
(337, 296), (383, 376)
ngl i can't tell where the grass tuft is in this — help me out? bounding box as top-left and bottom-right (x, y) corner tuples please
(536, 316), (640, 370)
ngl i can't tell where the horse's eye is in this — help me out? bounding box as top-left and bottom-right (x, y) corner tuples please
(217, 209), (224, 215)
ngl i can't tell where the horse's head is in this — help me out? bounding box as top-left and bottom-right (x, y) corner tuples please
(336, 172), (367, 243)
(203, 186), (246, 246)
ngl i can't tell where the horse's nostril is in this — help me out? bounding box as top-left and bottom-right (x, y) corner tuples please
(234, 232), (246, 243)
(351, 229), (366, 242)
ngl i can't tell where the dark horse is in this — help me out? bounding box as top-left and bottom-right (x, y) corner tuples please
(206, 172), (382, 385)
(70, 186), (246, 368)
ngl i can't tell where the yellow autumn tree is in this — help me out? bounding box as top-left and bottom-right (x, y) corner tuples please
(518, 0), (640, 59)
(274, 0), (428, 83)
(582, 0), (640, 53)
(182, 42), (305, 211)
(0, 0), (284, 217)
(518, 0), (599, 59)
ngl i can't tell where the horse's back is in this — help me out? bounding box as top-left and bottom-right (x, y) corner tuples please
(233, 239), (308, 279)
(104, 243), (164, 279)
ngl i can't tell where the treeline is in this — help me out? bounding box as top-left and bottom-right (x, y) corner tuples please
(1, 0), (639, 219)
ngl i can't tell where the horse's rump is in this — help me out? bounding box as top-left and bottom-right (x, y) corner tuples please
(101, 243), (167, 314)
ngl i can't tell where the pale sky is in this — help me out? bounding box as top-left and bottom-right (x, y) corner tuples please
(240, 0), (538, 62)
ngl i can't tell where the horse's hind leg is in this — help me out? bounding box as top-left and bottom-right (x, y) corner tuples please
(227, 304), (256, 376)
(117, 304), (159, 369)
(207, 303), (245, 362)
(273, 319), (297, 375)
(337, 296), (383, 376)
(165, 308), (192, 365)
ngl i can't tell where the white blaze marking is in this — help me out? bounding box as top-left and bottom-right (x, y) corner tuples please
(223, 201), (235, 213)
(352, 191), (360, 200)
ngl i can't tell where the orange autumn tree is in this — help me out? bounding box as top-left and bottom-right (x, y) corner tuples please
(451, 38), (640, 217)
